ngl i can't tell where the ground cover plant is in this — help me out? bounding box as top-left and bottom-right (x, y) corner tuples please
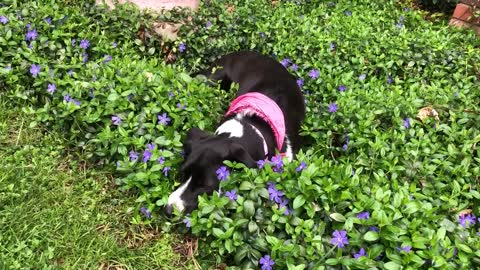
(1, 0), (480, 269)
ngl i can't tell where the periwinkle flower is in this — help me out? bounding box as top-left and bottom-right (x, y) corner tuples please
(225, 190), (238, 201)
(216, 166), (230, 181)
(259, 255), (275, 270)
(80, 39), (90, 49)
(179, 43), (186, 53)
(308, 69), (319, 79)
(357, 211), (370, 220)
(330, 230), (349, 248)
(47, 83), (56, 94)
(30, 64), (41, 77)
(354, 248), (367, 259)
(328, 102), (338, 113)
(140, 207), (152, 219)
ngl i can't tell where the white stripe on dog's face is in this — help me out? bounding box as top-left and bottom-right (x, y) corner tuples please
(166, 177), (192, 212)
(215, 118), (244, 138)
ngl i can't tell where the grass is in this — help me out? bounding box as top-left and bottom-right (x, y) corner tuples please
(0, 97), (193, 269)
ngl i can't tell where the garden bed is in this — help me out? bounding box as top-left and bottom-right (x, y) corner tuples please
(1, 0), (480, 269)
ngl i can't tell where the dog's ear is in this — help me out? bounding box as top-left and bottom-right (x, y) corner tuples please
(186, 127), (210, 142)
(184, 127), (210, 157)
(228, 143), (257, 168)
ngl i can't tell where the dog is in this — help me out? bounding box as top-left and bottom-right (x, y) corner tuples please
(164, 51), (305, 216)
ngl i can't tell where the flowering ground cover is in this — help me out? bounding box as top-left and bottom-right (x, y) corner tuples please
(1, 0), (480, 269)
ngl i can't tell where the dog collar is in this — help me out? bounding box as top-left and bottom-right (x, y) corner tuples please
(226, 92), (285, 152)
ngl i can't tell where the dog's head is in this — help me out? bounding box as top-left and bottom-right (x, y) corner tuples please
(164, 127), (257, 216)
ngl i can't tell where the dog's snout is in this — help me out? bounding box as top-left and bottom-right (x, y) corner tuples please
(164, 204), (174, 217)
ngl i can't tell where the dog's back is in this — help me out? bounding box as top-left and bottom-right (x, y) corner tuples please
(202, 51), (305, 153)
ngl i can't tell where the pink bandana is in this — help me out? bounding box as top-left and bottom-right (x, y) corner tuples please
(225, 92), (285, 152)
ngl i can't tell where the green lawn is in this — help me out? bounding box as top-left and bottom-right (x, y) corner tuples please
(0, 98), (192, 269)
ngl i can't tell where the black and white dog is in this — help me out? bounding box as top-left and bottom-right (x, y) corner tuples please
(164, 51), (305, 216)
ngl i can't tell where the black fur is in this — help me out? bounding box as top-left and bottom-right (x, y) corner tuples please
(164, 51), (305, 216)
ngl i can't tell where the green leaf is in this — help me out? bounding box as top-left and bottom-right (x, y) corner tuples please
(329, 213), (346, 222)
(239, 181), (255, 191)
(363, 231), (379, 241)
(293, 195), (306, 209)
(403, 201), (421, 214)
(243, 200), (255, 217)
(212, 228), (224, 238)
(384, 261), (401, 270)
(457, 243), (472, 253)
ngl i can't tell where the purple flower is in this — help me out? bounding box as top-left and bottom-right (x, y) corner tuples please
(45, 17), (52, 24)
(459, 213), (476, 228)
(80, 39), (90, 49)
(354, 248), (367, 259)
(259, 255), (275, 270)
(290, 63), (298, 71)
(179, 43), (186, 53)
(342, 143), (348, 151)
(157, 156), (165, 165)
(296, 78), (304, 87)
(387, 75), (394, 84)
(267, 184), (284, 203)
(129, 150), (139, 161)
(147, 143), (155, 151)
(403, 118), (411, 129)
(396, 22), (403, 29)
(163, 166), (171, 176)
(296, 161), (306, 172)
(205, 21), (212, 28)
(158, 113), (171, 126)
(140, 207), (152, 219)
(47, 83), (56, 94)
(345, 11), (352, 16)
(308, 69), (319, 79)
(64, 94), (71, 102)
(30, 64), (41, 77)
(338, 85), (347, 92)
(0, 16), (8, 24)
(168, 91), (175, 98)
(183, 218), (191, 228)
(328, 102), (338, 113)
(357, 211), (370, 220)
(404, 7), (410, 12)
(112, 42), (117, 48)
(73, 99), (81, 106)
(369, 226), (379, 233)
(400, 15), (405, 22)
(359, 74), (366, 80)
(330, 230), (349, 248)
(68, 70), (74, 76)
(103, 54), (112, 64)
(216, 166), (230, 181)
(257, 159), (266, 169)
(5, 65), (12, 71)
(280, 58), (290, 67)
(330, 42), (336, 51)
(176, 102), (187, 109)
(112, 115), (121, 125)
(225, 190), (238, 201)
(477, 232), (480, 237)
(71, 39), (76, 46)
(142, 150), (152, 162)
(397, 246), (412, 253)
(271, 155), (283, 169)
(89, 89), (95, 98)
(82, 53), (88, 63)
(26, 28), (38, 41)
(259, 32), (265, 38)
